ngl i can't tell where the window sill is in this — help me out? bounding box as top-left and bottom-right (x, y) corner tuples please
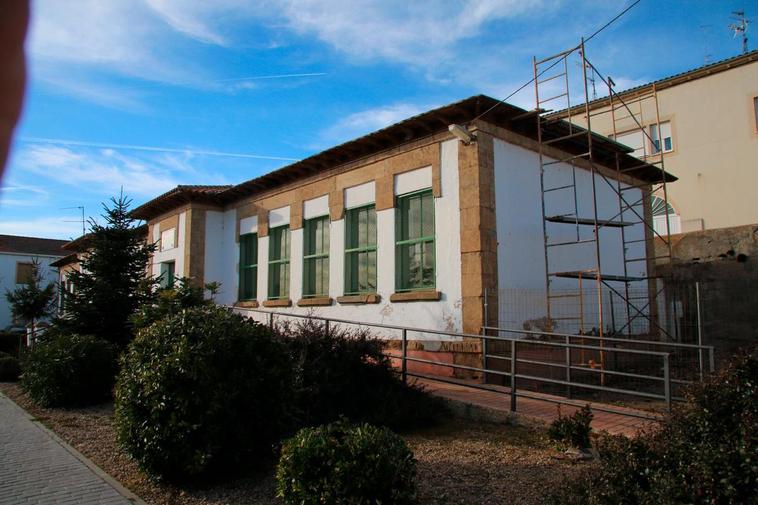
(297, 297), (333, 307)
(390, 290), (441, 302)
(234, 300), (259, 308)
(262, 299), (292, 308)
(336, 294), (381, 305)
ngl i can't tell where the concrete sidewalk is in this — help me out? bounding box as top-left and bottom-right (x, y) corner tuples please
(0, 393), (143, 505)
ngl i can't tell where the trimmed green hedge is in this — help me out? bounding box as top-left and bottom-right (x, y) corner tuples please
(115, 306), (293, 482)
(22, 332), (116, 407)
(277, 420), (418, 505)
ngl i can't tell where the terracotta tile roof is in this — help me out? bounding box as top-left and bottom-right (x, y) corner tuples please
(50, 252), (79, 268)
(61, 224), (148, 252)
(131, 95), (673, 221)
(0, 235), (67, 256)
(131, 185), (232, 220)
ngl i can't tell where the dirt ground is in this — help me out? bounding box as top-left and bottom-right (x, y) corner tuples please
(1, 382), (588, 505)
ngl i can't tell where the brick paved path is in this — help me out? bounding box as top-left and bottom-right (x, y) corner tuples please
(416, 378), (660, 436)
(0, 394), (141, 505)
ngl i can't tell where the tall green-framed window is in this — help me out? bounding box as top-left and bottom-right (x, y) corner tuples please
(239, 233), (257, 300)
(159, 261), (175, 289)
(268, 225), (290, 299)
(303, 216), (330, 297)
(344, 204), (377, 295)
(395, 189), (435, 291)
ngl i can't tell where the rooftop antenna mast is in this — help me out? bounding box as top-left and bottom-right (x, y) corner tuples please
(61, 206), (86, 237)
(699, 24), (713, 64)
(729, 10), (750, 54)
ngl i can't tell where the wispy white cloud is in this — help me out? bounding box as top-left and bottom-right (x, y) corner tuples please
(319, 102), (433, 145)
(0, 184), (50, 207)
(18, 137), (299, 161)
(0, 216), (83, 240)
(273, 0), (545, 65)
(15, 145), (179, 198)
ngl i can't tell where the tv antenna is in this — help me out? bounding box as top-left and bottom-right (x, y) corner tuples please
(729, 10), (750, 54)
(576, 55), (598, 100)
(61, 206), (86, 238)
(699, 24), (713, 64)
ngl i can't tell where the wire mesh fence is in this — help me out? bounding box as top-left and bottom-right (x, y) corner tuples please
(487, 280), (742, 411)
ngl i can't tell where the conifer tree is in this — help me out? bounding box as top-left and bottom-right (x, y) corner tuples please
(5, 259), (56, 345)
(63, 194), (156, 347)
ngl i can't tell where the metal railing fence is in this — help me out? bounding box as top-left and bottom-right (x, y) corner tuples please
(229, 306), (714, 420)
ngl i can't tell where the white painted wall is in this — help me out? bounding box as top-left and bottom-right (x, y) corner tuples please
(0, 253), (61, 328)
(151, 211), (186, 279)
(493, 138), (649, 334)
(203, 210), (228, 297)
(206, 139), (463, 338)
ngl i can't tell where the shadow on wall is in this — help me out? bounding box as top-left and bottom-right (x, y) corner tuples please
(655, 224), (758, 361)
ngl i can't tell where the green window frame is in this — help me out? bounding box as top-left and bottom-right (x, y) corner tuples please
(395, 189), (435, 292)
(344, 204), (377, 295)
(239, 233), (258, 300)
(268, 225), (290, 300)
(303, 216), (330, 298)
(159, 261), (175, 289)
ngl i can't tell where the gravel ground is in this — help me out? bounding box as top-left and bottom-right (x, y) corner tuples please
(1, 382), (588, 505)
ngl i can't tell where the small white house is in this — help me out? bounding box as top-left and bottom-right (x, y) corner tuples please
(0, 234), (67, 329)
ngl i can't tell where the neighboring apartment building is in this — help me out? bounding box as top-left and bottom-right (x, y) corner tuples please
(555, 50), (758, 234)
(130, 95), (667, 348)
(0, 234), (66, 328)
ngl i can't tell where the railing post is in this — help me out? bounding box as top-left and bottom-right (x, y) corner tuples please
(663, 353), (671, 412)
(510, 339), (517, 412)
(695, 281), (704, 380)
(481, 328), (488, 384)
(708, 346), (715, 373)
(565, 334), (572, 399)
(401, 329), (408, 384)
(325, 318), (330, 335)
(268, 312), (274, 330)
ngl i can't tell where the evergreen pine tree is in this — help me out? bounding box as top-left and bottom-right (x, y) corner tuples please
(5, 259), (56, 345)
(62, 194), (156, 347)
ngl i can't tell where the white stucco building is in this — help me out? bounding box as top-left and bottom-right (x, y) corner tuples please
(0, 235), (66, 329)
(126, 96), (668, 357)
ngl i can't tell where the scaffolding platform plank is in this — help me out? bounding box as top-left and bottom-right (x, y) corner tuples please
(545, 215), (634, 227)
(550, 271), (645, 283)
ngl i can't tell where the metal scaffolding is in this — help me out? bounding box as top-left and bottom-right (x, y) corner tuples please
(533, 39), (677, 375)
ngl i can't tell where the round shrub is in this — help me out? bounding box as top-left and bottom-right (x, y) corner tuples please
(115, 305), (292, 482)
(22, 332), (117, 407)
(0, 352), (21, 381)
(281, 319), (446, 430)
(277, 419), (418, 505)
(550, 349), (758, 504)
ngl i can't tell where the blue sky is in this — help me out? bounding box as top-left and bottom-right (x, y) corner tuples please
(0, 0), (752, 239)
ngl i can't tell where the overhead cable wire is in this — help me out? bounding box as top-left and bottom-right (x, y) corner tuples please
(471, 0), (642, 122)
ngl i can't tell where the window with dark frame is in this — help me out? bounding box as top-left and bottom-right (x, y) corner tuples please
(159, 261), (175, 289)
(238, 233), (258, 300)
(303, 216), (329, 298)
(344, 204), (377, 295)
(15, 262), (35, 285)
(650, 121), (673, 154)
(395, 189), (435, 292)
(268, 225), (290, 300)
